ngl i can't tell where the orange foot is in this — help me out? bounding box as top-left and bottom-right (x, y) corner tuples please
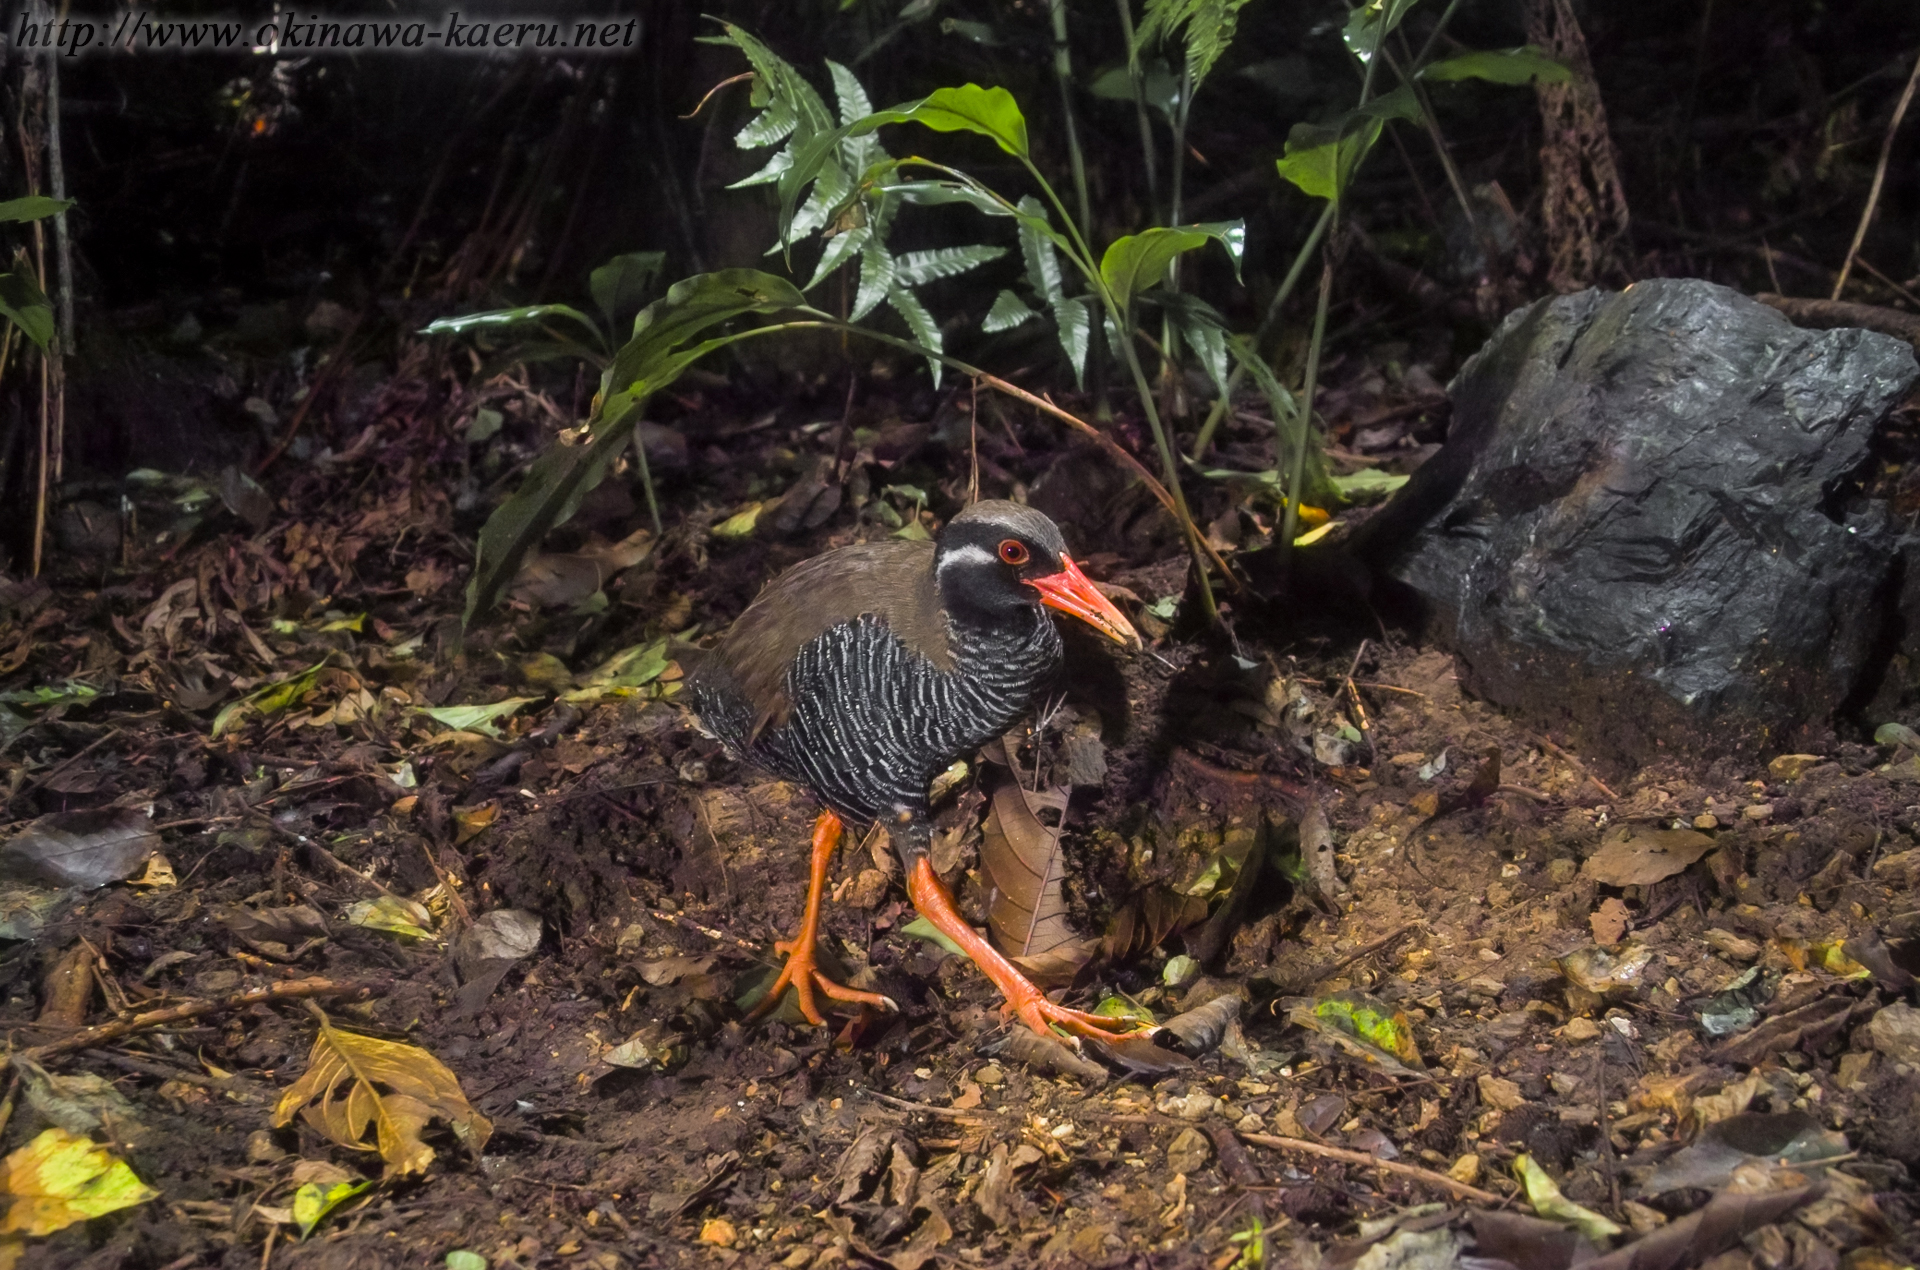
(906, 856), (1149, 1042)
(746, 809), (897, 1027)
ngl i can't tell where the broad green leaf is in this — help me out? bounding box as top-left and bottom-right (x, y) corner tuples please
(805, 225), (871, 291)
(851, 239), (895, 321)
(0, 195), (73, 224)
(1356, 83), (1424, 125)
(1147, 292), (1231, 398)
(1275, 118), (1383, 202)
(1421, 46), (1571, 85)
(886, 286), (943, 387)
(886, 84), (1029, 158)
(446, 1253), (488, 1270)
(894, 244), (1006, 287)
(420, 304), (602, 341)
(347, 895), (436, 941)
(415, 697), (538, 737)
(1513, 1154), (1624, 1243)
(0, 1127), (158, 1238)
(589, 252), (665, 326)
(983, 289), (1038, 332)
(0, 681), (100, 709)
(1098, 221), (1245, 312)
(1342, 0), (1422, 61)
(1088, 61), (1180, 119)
(293, 1179), (370, 1239)
(0, 262), (53, 351)
(900, 915), (965, 956)
(464, 271), (805, 625)
(884, 180), (1015, 218)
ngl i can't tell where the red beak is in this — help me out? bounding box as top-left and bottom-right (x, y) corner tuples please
(1027, 555), (1142, 648)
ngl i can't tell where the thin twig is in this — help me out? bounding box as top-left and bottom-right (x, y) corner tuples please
(20, 976), (378, 1063)
(1834, 46), (1920, 300)
(1239, 1131), (1506, 1206)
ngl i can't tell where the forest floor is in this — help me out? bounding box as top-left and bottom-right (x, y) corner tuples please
(2, 346), (1918, 1270)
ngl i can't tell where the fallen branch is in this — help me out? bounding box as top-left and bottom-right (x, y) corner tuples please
(1754, 293), (1920, 351)
(19, 976), (380, 1064)
(1239, 1131), (1506, 1207)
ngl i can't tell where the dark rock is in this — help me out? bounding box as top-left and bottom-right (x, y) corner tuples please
(1355, 279), (1919, 773)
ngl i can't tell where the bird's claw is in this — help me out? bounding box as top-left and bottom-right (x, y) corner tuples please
(750, 939), (896, 1027)
(1007, 994), (1146, 1042)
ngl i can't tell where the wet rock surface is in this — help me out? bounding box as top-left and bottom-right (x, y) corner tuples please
(1359, 278), (1920, 773)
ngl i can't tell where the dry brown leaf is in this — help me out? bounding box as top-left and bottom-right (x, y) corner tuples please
(1102, 886), (1209, 960)
(1582, 827), (1715, 887)
(272, 1010), (491, 1177)
(981, 776), (1080, 969)
(452, 803), (499, 844)
(1590, 896), (1632, 944)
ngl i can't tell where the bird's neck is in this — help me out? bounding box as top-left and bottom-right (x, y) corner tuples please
(942, 603), (1059, 673)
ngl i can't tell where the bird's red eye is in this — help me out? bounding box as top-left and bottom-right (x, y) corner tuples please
(998, 539), (1030, 566)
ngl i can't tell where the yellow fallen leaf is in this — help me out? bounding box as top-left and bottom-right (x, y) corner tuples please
(453, 803), (499, 844)
(273, 1010), (491, 1177)
(1513, 1153), (1622, 1243)
(346, 895), (435, 941)
(128, 853), (176, 888)
(0, 1127), (158, 1246)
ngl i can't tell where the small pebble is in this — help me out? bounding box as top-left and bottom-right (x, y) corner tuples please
(1693, 813), (1719, 830)
(1563, 1017), (1602, 1041)
(974, 1063), (1006, 1086)
(1743, 803), (1774, 822)
(1448, 1154), (1482, 1184)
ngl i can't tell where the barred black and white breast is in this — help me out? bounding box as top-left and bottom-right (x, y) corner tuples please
(689, 501), (1137, 829)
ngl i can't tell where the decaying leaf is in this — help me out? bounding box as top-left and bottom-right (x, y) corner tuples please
(272, 1009), (491, 1177)
(1639, 1111), (1848, 1196)
(416, 698), (538, 738)
(560, 639), (672, 703)
(452, 803), (499, 844)
(1582, 826), (1715, 887)
(981, 776), (1087, 984)
(292, 1178), (370, 1239)
(1102, 886), (1209, 960)
(221, 904), (330, 961)
(346, 895), (436, 941)
(0, 809), (158, 890)
(17, 1060), (142, 1137)
(1311, 990), (1425, 1067)
(1581, 1183), (1821, 1270)
(212, 659), (328, 737)
(0, 1127), (158, 1258)
(1514, 1152), (1623, 1243)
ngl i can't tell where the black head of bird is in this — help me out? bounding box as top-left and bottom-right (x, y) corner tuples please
(689, 500), (1144, 1038)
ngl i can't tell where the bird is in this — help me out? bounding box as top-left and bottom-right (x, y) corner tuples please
(689, 500), (1142, 1039)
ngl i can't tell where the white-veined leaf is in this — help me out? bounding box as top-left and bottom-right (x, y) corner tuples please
(884, 180), (1014, 217)
(1053, 296), (1090, 388)
(983, 289), (1038, 332)
(1018, 196), (1066, 307)
(886, 286), (944, 387)
(851, 238), (896, 321)
(782, 158), (853, 247)
(1149, 292), (1231, 398)
(894, 244), (1007, 287)
(805, 225), (872, 291)
(728, 144), (795, 189)
(827, 59), (874, 124)
(734, 97), (798, 149)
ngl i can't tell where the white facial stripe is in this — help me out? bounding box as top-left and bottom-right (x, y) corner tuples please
(936, 543), (997, 574)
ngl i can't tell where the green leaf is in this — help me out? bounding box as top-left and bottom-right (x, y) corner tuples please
(1513, 1154), (1625, 1243)
(886, 286), (943, 387)
(415, 697), (539, 737)
(446, 1253), (489, 1270)
(1135, 0), (1254, 89)
(589, 252), (666, 327)
(0, 1127), (158, 1238)
(885, 84), (1029, 158)
(784, 156), (854, 246)
(734, 95), (798, 149)
(1328, 469), (1410, 500)
(465, 269), (804, 625)
(420, 304), (602, 341)
(1017, 196), (1066, 307)
(983, 289), (1038, 332)
(1098, 221), (1245, 312)
(1088, 60), (1181, 119)
(884, 180), (1015, 218)
(212, 661), (328, 738)
(293, 1179), (369, 1239)
(1275, 118), (1383, 202)
(1053, 296), (1091, 388)
(561, 640), (672, 703)
(851, 239), (895, 321)
(826, 59), (874, 124)
(1421, 46), (1571, 85)
(804, 225), (871, 291)
(901, 916), (965, 957)
(0, 195), (74, 223)
(893, 244), (1006, 287)
(1147, 291), (1231, 398)
(0, 261), (54, 351)
(1342, 0), (1422, 61)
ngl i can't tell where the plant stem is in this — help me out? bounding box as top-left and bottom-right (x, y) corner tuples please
(1189, 201), (1333, 458)
(1279, 260), (1332, 554)
(1115, 0), (1161, 218)
(1115, 322), (1218, 617)
(1833, 45), (1920, 300)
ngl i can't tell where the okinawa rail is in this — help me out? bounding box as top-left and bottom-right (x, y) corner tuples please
(690, 500), (1142, 1039)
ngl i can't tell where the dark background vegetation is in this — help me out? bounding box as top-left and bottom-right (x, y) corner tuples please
(3, 0), (1919, 562)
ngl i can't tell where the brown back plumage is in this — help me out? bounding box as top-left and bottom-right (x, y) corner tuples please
(702, 539), (952, 738)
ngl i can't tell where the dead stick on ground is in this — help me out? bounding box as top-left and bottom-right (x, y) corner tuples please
(1238, 1132), (1505, 1206)
(1833, 46), (1920, 300)
(19, 976), (378, 1064)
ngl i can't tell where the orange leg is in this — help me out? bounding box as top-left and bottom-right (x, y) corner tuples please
(748, 809), (896, 1026)
(906, 856), (1140, 1041)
